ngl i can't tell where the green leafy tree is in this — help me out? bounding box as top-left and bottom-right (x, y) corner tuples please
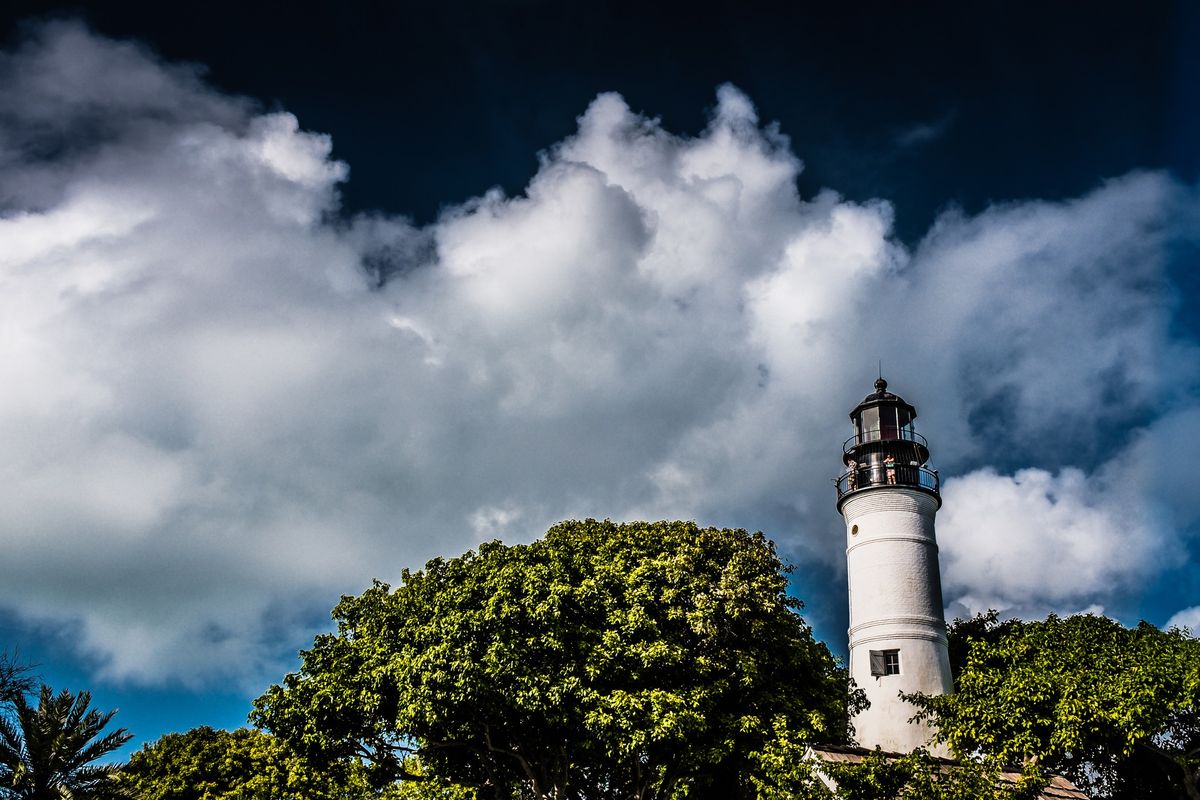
(253, 520), (854, 800)
(910, 613), (1200, 800)
(116, 726), (371, 800)
(385, 758), (478, 800)
(0, 685), (132, 800)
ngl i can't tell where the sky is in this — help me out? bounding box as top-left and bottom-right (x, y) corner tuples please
(0, 0), (1198, 756)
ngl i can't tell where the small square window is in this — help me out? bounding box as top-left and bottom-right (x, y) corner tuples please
(869, 649), (901, 676)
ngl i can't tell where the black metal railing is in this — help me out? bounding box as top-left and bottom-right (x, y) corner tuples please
(835, 464), (940, 500)
(843, 429), (929, 455)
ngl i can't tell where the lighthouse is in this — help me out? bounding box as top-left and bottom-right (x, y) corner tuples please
(835, 378), (953, 752)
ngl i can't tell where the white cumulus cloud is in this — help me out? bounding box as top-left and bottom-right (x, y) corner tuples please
(0, 21), (1197, 687)
(1167, 607), (1200, 634)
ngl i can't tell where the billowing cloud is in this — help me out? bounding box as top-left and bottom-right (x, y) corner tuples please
(939, 404), (1200, 620)
(940, 463), (1171, 619)
(1168, 606), (1200, 634)
(1, 21), (1197, 687)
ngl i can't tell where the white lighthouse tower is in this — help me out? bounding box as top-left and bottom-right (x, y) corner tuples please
(836, 378), (953, 752)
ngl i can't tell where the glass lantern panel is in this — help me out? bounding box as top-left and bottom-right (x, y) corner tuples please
(880, 405), (899, 441)
(858, 407), (880, 443)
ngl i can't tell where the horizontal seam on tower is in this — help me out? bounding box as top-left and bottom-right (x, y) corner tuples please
(850, 631), (948, 646)
(846, 535), (940, 555)
(848, 616), (947, 635)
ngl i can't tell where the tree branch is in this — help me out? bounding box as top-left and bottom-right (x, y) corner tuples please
(481, 725), (545, 798)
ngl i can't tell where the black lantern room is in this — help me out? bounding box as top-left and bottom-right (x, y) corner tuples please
(836, 378), (940, 509)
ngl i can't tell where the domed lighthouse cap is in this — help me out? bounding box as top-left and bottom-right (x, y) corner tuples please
(849, 377), (917, 421)
(844, 377), (930, 466)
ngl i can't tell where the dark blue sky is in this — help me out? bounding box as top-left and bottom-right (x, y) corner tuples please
(0, 0), (1197, 758)
(6, 1), (1193, 239)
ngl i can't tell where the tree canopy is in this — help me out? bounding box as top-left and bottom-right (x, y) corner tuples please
(252, 519), (854, 800)
(116, 726), (369, 800)
(910, 613), (1200, 800)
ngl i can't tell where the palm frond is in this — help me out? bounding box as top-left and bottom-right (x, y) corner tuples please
(0, 686), (130, 800)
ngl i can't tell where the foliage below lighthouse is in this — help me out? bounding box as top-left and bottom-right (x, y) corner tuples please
(910, 613), (1200, 800)
(252, 520), (855, 800)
